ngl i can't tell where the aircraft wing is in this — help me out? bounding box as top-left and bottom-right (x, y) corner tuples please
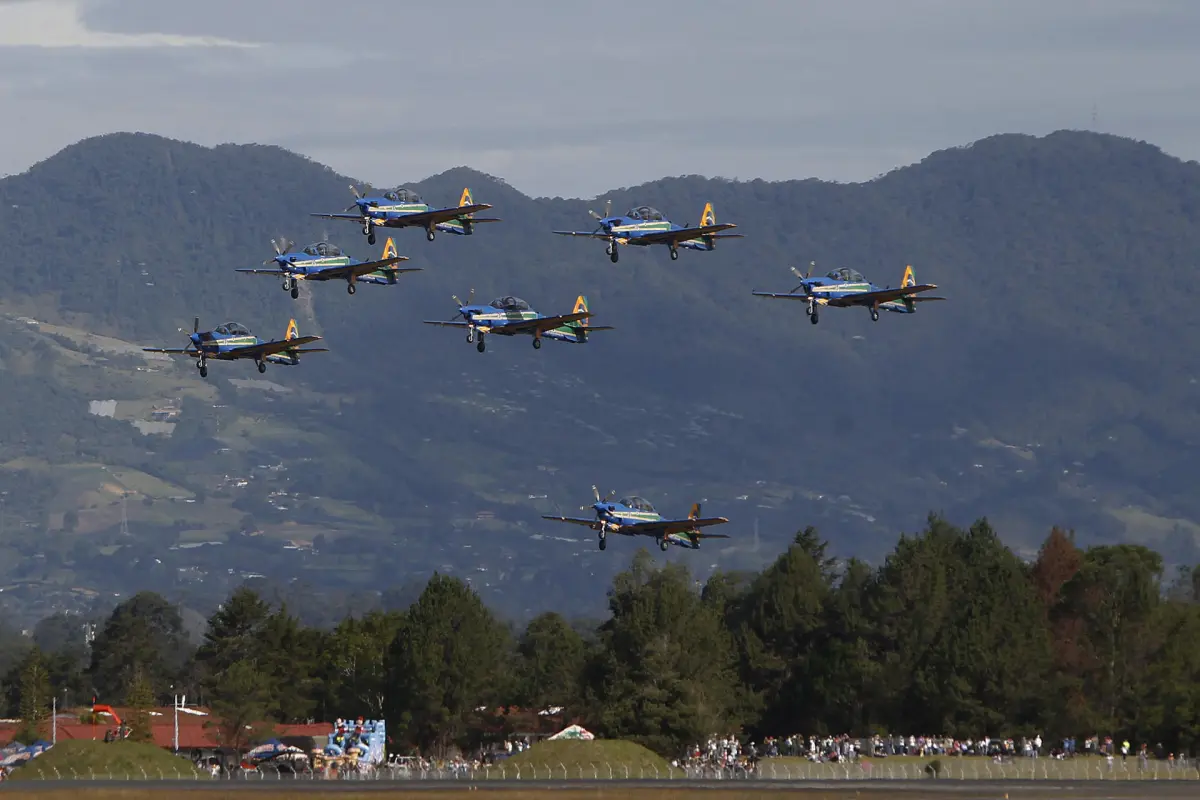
(235, 268), (288, 276)
(495, 312), (590, 334)
(541, 515), (602, 530)
(625, 516), (730, 536)
(826, 284), (941, 308)
(422, 320), (470, 328)
(311, 257), (417, 281)
(552, 230), (612, 239)
(751, 291), (810, 301)
(222, 336), (322, 360)
(310, 213), (365, 222)
(142, 347), (195, 355)
(380, 203), (492, 227)
(629, 223), (738, 246)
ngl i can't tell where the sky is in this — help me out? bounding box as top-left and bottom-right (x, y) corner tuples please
(0, 0), (1197, 198)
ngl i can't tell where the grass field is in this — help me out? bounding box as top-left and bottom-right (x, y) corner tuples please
(4, 740), (202, 781)
(504, 739), (670, 777)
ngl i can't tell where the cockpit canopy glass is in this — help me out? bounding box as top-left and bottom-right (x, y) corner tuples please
(826, 267), (865, 282)
(489, 296), (531, 311)
(215, 322), (251, 336)
(625, 206), (664, 221)
(620, 496), (656, 513)
(382, 188), (422, 203)
(303, 242), (342, 257)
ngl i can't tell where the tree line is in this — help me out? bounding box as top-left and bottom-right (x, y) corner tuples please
(4, 515), (1200, 758)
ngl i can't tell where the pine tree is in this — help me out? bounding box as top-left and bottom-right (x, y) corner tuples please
(17, 648), (51, 744)
(125, 666), (156, 743)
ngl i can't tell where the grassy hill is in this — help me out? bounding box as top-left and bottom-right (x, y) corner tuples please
(505, 739), (670, 778)
(5, 739), (200, 780)
(0, 129), (1199, 626)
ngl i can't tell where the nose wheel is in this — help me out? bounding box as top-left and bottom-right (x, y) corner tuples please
(197, 361), (208, 378)
(366, 229), (376, 246)
(466, 329), (475, 344)
(810, 305), (820, 325)
(606, 242), (619, 263)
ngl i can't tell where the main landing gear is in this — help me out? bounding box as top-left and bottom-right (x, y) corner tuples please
(658, 536), (668, 552)
(363, 225), (376, 246)
(426, 228), (436, 242)
(606, 242), (619, 263)
(257, 360), (267, 374)
(870, 307), (879, 322)
(476, 336), (486, 353)
(347, 282), (357, 295)
(532, 337), (542, 349)
(669, 246), (679, 261)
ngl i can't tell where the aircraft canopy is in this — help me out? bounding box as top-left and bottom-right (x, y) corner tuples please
(620, 496), (656, 513)
(303, 242), (343, 257)
(626, 206), (664, 221)
(383, 188), (422, 203)
(214, 322), (251, 336)
(827, 267), (865, 282)
(490, 296), (531, 311)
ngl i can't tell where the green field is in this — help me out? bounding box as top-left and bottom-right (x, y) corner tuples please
(4, 740), (201, 781)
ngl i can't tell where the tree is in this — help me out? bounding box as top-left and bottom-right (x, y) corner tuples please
(323, 610), (404, 721)
(515, 612), (585, 716)
(88, 591), (190, 703)
(584, 550), (741, 755)
(385, 574), (510, 757)
(1032, 527), (1083, 608)
(17, 648), (51, 744)
(206, 659), (274, 755)
(125, 666), (156, 743)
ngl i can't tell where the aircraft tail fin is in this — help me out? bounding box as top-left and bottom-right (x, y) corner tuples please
(700, 202), (716, 228)
(382, 237), (399, 262)
(689, 502), (701, 520)
(285, 319), (300, 341)
(902, 265), (916, 288)
(459, 187), (474, 208)
(569, 295), (590, 328)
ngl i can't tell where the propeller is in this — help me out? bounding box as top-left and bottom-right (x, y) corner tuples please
(789, 260), (816, 293)
(345, 184), (366, 213)
(447, 289), (475, 321)
(265, 237), (293, 264)
(587, 199), (612, 221)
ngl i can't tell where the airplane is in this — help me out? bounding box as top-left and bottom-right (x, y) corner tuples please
(542, 487), (730, 552)
(553, 200), (742, 263)
(422, 292), (613, 353)
(142, 318), (326, 379)
(234, 237), (421, 297)
(752, 262), (945, 324)
(312, 186), (500, 245)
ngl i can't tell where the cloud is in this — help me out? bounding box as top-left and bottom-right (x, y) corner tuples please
(0, 0), (257, 48)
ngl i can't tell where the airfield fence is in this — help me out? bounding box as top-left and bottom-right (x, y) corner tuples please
(14, 757), (1200, 783)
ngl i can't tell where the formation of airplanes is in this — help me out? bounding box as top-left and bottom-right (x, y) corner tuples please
(139, 183), (949, 554)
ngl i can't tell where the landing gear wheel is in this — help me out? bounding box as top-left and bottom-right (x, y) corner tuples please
(810, 311), (819, 325)
(599, 537), (607, 551)
(290, 284), (299, 299)
(476, 339), (486, 353)
(670, 248), (679, 261)
(659, 537), (668, 552)
(367, 231), (376, 246)
(609, 248), (619, 264)
(347, 283), (357, 295)
(199, 364), (208, 378)
(257, 361), (267, 374)
(466, 329), (475, 344)
(426, 229), (436, 242)
(870, 308), (879, 322)
(533, 338), (542, 349)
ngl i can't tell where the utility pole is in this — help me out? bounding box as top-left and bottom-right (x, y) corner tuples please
(52, 696), (56, 745)
(173, 694), (179, 752)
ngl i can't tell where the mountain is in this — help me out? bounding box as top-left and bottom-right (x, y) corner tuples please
(1, 129), (1199, 628)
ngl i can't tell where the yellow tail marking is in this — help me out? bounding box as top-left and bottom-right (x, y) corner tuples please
(459, 187), (473, 207)
(285, 319), (299, 341)
(689, 502), (700, 519)
(573, 295), (589, 315)
(700, 202), (715, 227)
(382, 237), (398, 260)
(902, 265), (915, 287)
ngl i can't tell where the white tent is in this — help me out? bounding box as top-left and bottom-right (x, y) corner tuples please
(548, 724), (594, 741)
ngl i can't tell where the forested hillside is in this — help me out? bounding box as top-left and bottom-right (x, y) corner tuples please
(0, 129), (1199, 627)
